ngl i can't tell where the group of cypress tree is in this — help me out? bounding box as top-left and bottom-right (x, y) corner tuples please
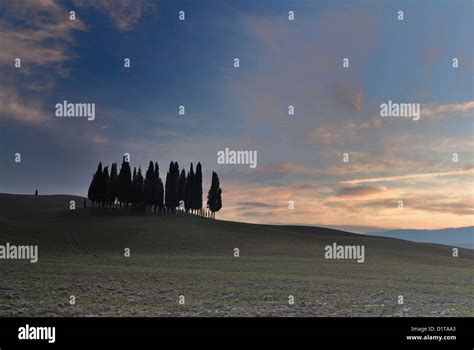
(87, 157), (222, 217)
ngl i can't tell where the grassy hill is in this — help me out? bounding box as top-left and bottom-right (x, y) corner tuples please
(0, 194), (472, 317)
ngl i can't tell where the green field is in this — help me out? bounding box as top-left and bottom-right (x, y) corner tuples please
(0, 194), (472, 317)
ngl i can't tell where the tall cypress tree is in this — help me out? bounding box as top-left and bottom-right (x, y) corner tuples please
(193, 162), (203, 214)
(165, 161), (180, 213)
(87, 165), (96, 206)
(118, 157), (132, 208)
(153, 162), (164, 212)
(185, 163), (194, 213)
(144, 161), (154, 210)
(154, 162), (160, 182)
(156, 178), (164, 213)
(107, 163), (119, 207)
(136, 167), (144, 207)
(177, 169), (187, 211)
(88, 162), (103, 207)
(158, 171), (164, 212)
(131, 167), (138, 205)
(100, 166), (110, 207)
(164, 166), (171, 212)
(207, 171), (222, 218)
(173, 162), (180, 210)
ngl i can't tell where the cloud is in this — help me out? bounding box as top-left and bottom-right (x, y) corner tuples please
(306, 118), (379, 145)
(411, 200), (474, 216)
(235, 201), (280, 209)
(337, 193), (474, 217)
(218, 175), (474, 230)
(332, 82), (364, 113)
(258, 161), (314, 176)
(422, 100), (474, 120)
(74, 0), (157, 32)
(342, 167), (474, 185)
(227, 5), (378, 124)
(0, 88), (48, 124)
(330, 186), (388, 200)
(0, 0), (85, 124)
(83, 132), (109, 145)
(0, 1), (86, 68)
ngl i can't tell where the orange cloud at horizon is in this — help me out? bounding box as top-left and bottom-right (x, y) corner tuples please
(341, 167), (474, 185)
(217, 172), (474, 231)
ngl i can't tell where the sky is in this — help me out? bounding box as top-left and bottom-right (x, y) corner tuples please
(0, 0), (473, 232)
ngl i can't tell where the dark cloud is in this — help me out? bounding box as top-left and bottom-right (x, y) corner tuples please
(73, 0), (157, 32)
(332, 185), (387, 199)
(235, 201), (280, 209)
(332, 82), (364, 113)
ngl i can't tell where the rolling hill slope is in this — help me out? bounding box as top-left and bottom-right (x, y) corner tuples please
(0, 194), (472, 317)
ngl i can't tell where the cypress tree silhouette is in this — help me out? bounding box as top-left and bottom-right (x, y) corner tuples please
(177, 169), (186, 212)
(101, 166), (110, 207)
(173, 162), (180, 209)
(153, 162), (164, 213)
(118, 157), (132, 208)
(157, 179), (164, 213)
(135, 167), (145, 210)
(207, 171), (222, 218)
(165, 162), (180, 213)
(193, 162), (203, 215)
(108, 163), (119, 207)
(131, 167), (138, 205)
(185, 163), (194, 214)
(87, 158), (222, 215)
(164, 167), (171, 213)
(88, 162), (103, 207)
(144, 161), (154, 211)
